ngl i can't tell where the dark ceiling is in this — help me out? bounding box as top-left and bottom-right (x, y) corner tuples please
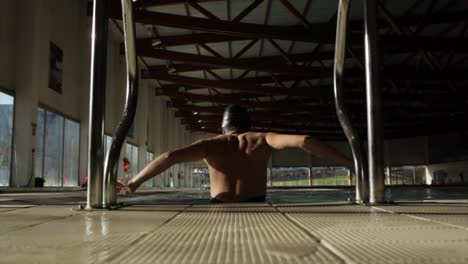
(108, 0), (468, 141)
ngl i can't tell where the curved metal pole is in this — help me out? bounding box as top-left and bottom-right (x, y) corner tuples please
(333, 0), (368, 203)
(103, 0), (139, 208)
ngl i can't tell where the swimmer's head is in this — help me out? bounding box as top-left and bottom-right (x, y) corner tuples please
(221, 104), (251, 134)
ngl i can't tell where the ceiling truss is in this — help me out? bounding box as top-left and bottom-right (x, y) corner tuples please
(102, 0), (468, 140)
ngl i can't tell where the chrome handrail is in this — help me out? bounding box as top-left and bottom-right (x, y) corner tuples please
(103, 0), (139, 208)
(86, 0), (109, 209)
(364, 0), (385, 204)
(333, 0), (368, 203)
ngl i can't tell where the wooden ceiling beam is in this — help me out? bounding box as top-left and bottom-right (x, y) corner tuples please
(188, 126), (347, 141)
(170, 101), (468, 119)
(138, 49), (327, 77)
(141, 51), (334, 73)
(135, 0), (222, 8)
(185, 114), (468, 128)
(188, 123), (466, 142)
(164, 86), (465, 104)
(154, 73), (304, 86)
(140, 50), (467, 81)
(108, 2), (468, 43)
(184, 119), (465, 134)
(186, 121), (467, 136)
(175, 111), (341, 123)
(150, 73), (331, 97)
(115, 10), (331, 42)
(134, 33), (468, 54)
(175, 111), (468, 131)
(170, 98), (324, 111)
(170, 101), (334, 114)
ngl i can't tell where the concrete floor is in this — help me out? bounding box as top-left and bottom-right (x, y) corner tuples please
(0, 193), (467, 263)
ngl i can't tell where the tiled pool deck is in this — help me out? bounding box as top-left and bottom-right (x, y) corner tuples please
(1, 190), (467, 263)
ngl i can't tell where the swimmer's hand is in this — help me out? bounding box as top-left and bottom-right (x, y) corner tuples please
(117, 178), (134, 195)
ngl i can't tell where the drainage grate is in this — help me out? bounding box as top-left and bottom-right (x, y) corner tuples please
(103, 204), (344, 264)
(285, 204), (468, 263)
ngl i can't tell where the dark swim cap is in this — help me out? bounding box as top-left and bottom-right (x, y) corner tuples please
(222, 105), (251, 133)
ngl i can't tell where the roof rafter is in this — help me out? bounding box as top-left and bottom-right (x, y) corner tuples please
(113, 10), (330, 42)
(139, 49), (326, 77)
(148, 73), (331, 97)
(144, 61), (468, 83)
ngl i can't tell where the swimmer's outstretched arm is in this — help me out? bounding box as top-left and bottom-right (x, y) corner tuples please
(125, 140), (208, 192)
(265, 133), (354, 170)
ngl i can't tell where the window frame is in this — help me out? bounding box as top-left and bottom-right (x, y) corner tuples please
(35, 105), (81, 187)
(146, 150), (154, 163)
(125, 142), (139, 178)
(271, 166), (311, 187)
(144, 150), (154, 187)
(310, 166), (352, 186)
(0, 88), (16, 187)
(192, 167), (209, 188)
(62, 118), (81, 187)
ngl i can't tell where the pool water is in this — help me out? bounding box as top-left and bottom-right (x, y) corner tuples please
(123, 186), (468, 205)
(267, 186), (468, 203)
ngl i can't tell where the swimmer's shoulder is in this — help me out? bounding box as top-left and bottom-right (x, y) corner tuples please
(194, 135), (231, 155)
(204, 132), (269, 143)
(239, 131), (268, 138)
(237, 132), (270, 144)
(203, 134), (237, 144)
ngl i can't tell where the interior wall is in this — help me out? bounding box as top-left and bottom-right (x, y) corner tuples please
(9, 0), (91, 186)
(428, 131), (468, 164)
(384, 136), (428, 166)
(425, 160), (468, 185)
(1, 0), (193, 187)
(0, 0), (16, 90)
(10, 0), (40, 186)
(35, 0), (87, 121)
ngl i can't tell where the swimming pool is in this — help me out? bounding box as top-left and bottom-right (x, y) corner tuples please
(122, 186), (468, 205)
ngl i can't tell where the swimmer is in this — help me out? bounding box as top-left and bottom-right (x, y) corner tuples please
(118, 105), (353, 202)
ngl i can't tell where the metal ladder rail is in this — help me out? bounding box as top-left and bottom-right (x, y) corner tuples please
(87, 0), (109, 209)
(103, 0), (140, 208)
(333, 0), (369, 203)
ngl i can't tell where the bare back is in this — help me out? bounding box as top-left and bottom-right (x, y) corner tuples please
(203, 132), (271, 201)
(128, 130), (352, 201)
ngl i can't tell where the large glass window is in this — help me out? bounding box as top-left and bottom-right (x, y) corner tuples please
(43, 110), (64, 186)
(0, 92), (14, 186)
(34, 108), (45, 184)
(63, 120), (80, 186)
(193, 167), (210, 189)
(125, 143), (138, 178)
(271, 167), (310, 187)
(132, 145), (138, 178)
(386, 166), (421, 185)
(311, 167), (352, 186)
(35, 107), (80, 187)
(146, 151), (154, 164)
(270, 166), (352, 187)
